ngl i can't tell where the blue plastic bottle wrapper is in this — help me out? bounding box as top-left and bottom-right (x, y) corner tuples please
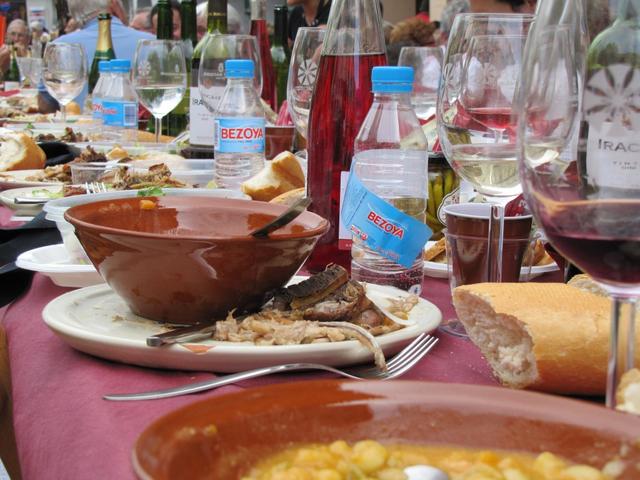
(214, 117), (265, 153)
(102, 101), (138, 127)
(341, 165), (432, 269)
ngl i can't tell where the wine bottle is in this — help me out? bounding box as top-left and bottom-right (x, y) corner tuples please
(250, 0), (276, 111)
(4, 43), (20, 91)
(156, 0), (174, 40)
(271, 5), (290, 111)
(166, 0), (197, 137)
(305, 0), (387, 272)
(88, 13), (116, 94)
(184, 0), (227, 159)
(583, 0), (640, 191)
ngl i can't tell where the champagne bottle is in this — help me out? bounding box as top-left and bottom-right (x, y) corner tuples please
(271, 5), (290, 111)
(582, 0), (640, 191)
(4, 43), (20, 90)
(184, 0), (227, 158)
(250, 0), (276, 111)
(166, 0), (197, 137)
(88, 13), (116, 94)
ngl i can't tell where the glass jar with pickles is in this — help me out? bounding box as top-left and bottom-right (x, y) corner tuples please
(427, 153), (459, 239)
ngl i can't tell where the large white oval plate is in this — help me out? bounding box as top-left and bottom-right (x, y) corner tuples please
(42, 279), (442, 373)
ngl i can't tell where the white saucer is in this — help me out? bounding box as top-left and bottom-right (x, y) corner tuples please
(16, 244), (103, 288)
(42, 279), (442, 373)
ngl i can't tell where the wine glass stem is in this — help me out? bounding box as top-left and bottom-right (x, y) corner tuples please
(154, 116), (161, 143)
(606, 297), (637, 408)
(61, 104), (66, 122)
(487, 204), (504, 282)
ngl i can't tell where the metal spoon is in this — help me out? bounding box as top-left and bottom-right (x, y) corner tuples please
(250, 197), (312, 238)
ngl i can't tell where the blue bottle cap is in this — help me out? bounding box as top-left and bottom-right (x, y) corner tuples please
(110, 59), (131, 73)
(98, 60), (111, 73)
(372, 66), (414, 93)
(225, 59), (254, 79)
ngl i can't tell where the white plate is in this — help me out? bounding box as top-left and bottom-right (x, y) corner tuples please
(16, 244), (103, 288)
(42, 279), (442, 373)
(422, 241), (559, 280)
(0, 185), (62, 215)
(0, 170), (63, 190)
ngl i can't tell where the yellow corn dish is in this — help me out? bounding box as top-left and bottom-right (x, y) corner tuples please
(243, 440), (612, 480)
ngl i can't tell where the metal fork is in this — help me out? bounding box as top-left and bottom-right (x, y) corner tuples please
(103, 333), (439, 401)
(84, 181), (108, 194)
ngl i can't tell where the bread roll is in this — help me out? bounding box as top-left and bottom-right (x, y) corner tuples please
(452, 283), (640, 395)
(270, 187), (305, 206)
(616, 368), (640, 414)
(242, 151), (305, 202)
(65, 101), (81, 115)
(0, 133), (46, 171)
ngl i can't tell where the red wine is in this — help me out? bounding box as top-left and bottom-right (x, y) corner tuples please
(542, 200), (640, 285)
(306, 53), (387, 272)
(250, 18), (277, 112)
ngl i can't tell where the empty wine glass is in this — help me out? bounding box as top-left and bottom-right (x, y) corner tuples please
(287, 27), (325, 142)
(133, 39), (187, 143)
(17, 57), (43, 90)
(42, 43), (87, 122)
(197, 34), (262, 114)
(398, 46), (443, 124)
(519, 0), (639, 408)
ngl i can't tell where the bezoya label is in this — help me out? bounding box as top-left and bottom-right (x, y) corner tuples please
(584, 63), (640, 189)
(214, 117), (265, 154)
(341, 164), (432, 269)
(102, 101), (137, 127)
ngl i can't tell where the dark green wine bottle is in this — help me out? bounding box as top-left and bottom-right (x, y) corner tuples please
(156, 0), (174, 40)
(4, 43), (20, 90)
(88, 14), (116, 94)
(271, 6), (290, 111)
(183, 0), (228, 158)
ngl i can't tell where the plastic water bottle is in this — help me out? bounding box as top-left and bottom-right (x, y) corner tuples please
(102, 59), (139, 143)
(214, 59), (265, 190)
(91, 60), (111, 126)
(347, 66), (429, 294)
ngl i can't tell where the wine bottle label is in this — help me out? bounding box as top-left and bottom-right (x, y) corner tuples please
(190, 87), (220, 146)
(4, 81), (19, 91)
(213, 117), (265, 153)
(586, 122), (640, 189)
(341, 166), (432, 269)
(102, 101), (138, 128)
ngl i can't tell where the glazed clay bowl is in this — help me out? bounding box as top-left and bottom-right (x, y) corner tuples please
(132, 380), (640, 480)
(64, 196), (328, 324)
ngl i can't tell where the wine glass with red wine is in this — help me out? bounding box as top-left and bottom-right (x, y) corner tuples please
(518, 1), (640, 408)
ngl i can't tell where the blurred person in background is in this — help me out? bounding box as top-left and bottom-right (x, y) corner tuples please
(0, 19), (29, 74)
(438, 0), (470, 45)
(130, 7), (153, 33)
(195, 1), (247, 37)
(150, 0), (181, 38)
(287, 0), (332, 45)
(386, 14), (437, 65)
(38, 0), (153, 114)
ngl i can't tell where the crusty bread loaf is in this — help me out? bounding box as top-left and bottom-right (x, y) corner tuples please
(270, 187), (305, 206)
(242, 151), (305, 202)
(0, 132), (46, 171)
(616, 368), (640, 414)
(452, 283), (640, 395)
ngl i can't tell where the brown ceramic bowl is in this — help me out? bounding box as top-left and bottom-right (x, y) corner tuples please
(64, 196), (328, 324)
(132, 380), (640, 479)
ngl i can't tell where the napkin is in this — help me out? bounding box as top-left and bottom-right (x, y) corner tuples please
(0, 212), (61, 306)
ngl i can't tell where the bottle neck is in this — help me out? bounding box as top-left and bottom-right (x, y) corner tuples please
(273, 7), (288, 48)
(373, 91), (413, 105)
(250, 0), (266, 20)
(181, 0), (197, 46)
(156, 1), (173, 40)
(96, 16), (113, 52)
(208, 0), (228, 34)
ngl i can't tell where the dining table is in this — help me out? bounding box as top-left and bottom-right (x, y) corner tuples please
(0, 205), (564, 480)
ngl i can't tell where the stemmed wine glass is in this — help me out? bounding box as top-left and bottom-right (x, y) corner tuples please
(133, 40), (187, 143)
(518, 0), (639, 408)
(198, 34), (262, 114)
(17, 57), (43, 91)
(398, 46), (443, 125)
(286, 27), (325, 149)
(42, 43), (87, 122)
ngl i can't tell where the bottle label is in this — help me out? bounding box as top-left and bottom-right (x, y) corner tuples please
(586, 122), (640, 189)
(189, 86), (222, 146)
(4, 81), (19, 91)
(102, 101), (138, 127)
(341, 165), (432, 269)
(92, 98), (103, 121)
(214, 117), (265, 154)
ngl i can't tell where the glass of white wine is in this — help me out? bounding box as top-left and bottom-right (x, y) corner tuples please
(42, 43), (87, 122)
(133, 39), (187, 143)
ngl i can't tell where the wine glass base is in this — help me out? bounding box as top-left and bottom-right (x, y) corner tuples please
(438, 320), (469, 339)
